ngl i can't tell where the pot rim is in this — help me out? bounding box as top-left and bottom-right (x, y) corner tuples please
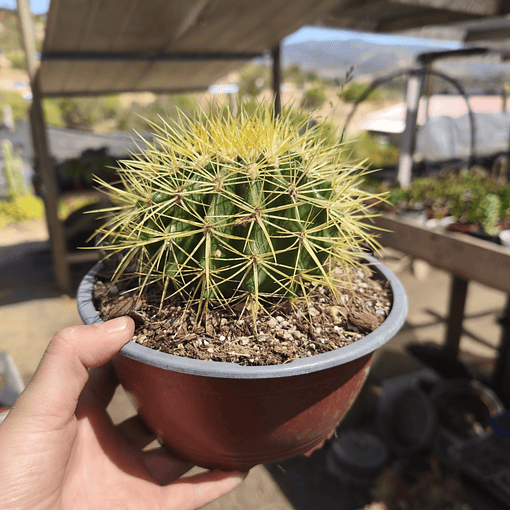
(77, 254), (407, 379)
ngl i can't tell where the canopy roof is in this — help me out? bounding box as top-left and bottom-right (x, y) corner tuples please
(39, 0), (342, 95)
(39, 0), (509, 96)
(323, 0), (509, 33)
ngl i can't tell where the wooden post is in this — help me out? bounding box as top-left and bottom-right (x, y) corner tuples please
(272, 43), (282, 118)
(16, 0), (72, 294)
(397, 70), (424, 188)
(444, 275), (469, 357)
(422, 61), (435, 124)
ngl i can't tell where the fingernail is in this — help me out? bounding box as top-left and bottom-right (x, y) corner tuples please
(97, 317), (130, 333)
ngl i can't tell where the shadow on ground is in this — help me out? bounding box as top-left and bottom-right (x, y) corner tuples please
(0, 240), (94, 306)
(262, 348), (429, 510)
(265, 449), (369, 510)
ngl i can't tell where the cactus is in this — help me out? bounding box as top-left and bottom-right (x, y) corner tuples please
(94, 104), (382, 316)
(480, 193), (500, 236)
(2, 140), (28, 200)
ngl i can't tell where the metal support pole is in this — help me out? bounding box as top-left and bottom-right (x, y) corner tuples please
(444, 275), (469, 357)
(422, 61), (435, 124)
(397, 70), (424, 188)
(16, 0), (72, 294)
(272, 43), (282, 118)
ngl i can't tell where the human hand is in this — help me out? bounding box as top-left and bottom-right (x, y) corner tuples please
(0, 317), (245, 510)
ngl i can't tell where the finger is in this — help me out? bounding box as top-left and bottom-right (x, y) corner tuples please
(161, 469), (247, 510)
(12, 317), (135, 429)
(115, 415), (156, 450)
(142, 448), (194, 485)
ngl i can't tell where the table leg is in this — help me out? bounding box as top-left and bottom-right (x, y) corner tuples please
(445, 275), (469, 357)
(492, 294), (510, 405)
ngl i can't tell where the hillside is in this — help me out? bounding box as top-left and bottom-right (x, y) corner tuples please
(283, 39), (423, 79)
(0, 8), (45, 94)
(0, 8), (45, 53)
(283, 38), (510, 88)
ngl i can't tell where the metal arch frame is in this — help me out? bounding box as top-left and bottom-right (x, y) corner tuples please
(342, 65), (477, 186)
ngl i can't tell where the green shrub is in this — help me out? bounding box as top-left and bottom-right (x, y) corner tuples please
(53, 95), (121, 129)
(114, 94), (197, 132)
(42, 98), (65, 127)
(238, 64), (270, 98)
(0, 195), (45, 228)
(338, 82), (381, 103)
(348, 132), (399, 168)
(0, 91), (28, 123)
(500, 184), (510, 218)
(300, 86), (327, 110)
(284, 64), (307, 87)
(6, 51), (26, 69)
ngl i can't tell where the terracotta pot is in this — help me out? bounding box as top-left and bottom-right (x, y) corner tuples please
(77, 255), (407, 471)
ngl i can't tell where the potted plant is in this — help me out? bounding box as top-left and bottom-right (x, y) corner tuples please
(77, 104), (407, 471)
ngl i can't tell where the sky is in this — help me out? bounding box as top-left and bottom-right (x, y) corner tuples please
(284, 26), (462, 49)
(0, 0), (49, 14)
(0, 0), (462, 50)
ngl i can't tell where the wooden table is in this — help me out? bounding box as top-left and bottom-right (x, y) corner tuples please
(370, 214), (510, 403)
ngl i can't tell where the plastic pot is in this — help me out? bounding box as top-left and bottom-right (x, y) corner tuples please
(326, 430), (389, 485)
(77, 255), (407, 471)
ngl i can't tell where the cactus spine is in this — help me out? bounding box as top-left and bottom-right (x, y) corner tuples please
(95, 105), (382, 315)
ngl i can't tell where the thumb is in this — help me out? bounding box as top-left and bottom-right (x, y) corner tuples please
(11, 317), (134, 428)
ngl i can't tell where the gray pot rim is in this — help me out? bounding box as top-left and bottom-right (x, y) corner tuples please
(77, 255), (407, 379)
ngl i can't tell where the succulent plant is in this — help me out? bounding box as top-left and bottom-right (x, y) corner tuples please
(94, 104), (382, 317)
(480, 193), (501, 236)
(2, 140), (28, 200)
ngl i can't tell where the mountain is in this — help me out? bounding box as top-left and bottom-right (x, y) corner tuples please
(282, 39), (510, 83)
(282, 39), (433, 79)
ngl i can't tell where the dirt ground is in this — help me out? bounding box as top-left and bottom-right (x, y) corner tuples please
(0, 218), (507, 510)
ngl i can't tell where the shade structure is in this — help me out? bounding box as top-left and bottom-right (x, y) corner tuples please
(38, 0), (509, 96)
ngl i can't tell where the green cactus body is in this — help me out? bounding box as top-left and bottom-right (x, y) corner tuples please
(480, 193), (501, 236)
(95, 104), (382, 312)
(2, 140), (28, 200)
